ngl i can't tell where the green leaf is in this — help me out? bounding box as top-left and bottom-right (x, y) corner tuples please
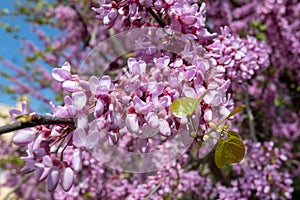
(226, 104), (246, 119)
(250, 21), (260, 27)
(84, 192), (93, 199)
(258, 24), (267, 31)
(256, 32), (266, 41)
(170, 97), (199, 118)
(227, 131), (241, 139)
(215, 136), (245, 169)
(170, 92), (207, 118)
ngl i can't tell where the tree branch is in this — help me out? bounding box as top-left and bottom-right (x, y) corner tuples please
(244, 90), (258, 142)
(70, 5), (91, 48)
(229, 0), (243, 7)
(0, 115), (75, 135)
(146, 8), (166, 28)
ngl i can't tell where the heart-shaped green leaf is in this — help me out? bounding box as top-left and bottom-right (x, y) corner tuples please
(215, 136), (245, 168)
(170, 97), (199, 118)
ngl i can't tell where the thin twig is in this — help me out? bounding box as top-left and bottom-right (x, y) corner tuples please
(229, 0), (243, 7)
(146, 8), (166, 28)
(70, 5), (91, 48)
(0, 115), (75, 135)
(145, 180), (163, 200)
(244, 90), (258, 142)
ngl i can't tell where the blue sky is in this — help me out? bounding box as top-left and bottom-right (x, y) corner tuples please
(0, 1), (59, 112)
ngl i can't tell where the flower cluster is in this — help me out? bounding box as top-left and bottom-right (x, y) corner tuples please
(216, 140), (294, 200)
(206, 0), (300, 83)
(13, 42), (234, 191)
(125, 158), (217, 200)
(92, 0), (216, 42)
(206, 26), (270, 84)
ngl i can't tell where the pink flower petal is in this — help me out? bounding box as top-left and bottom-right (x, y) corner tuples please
(73, 128), (86, 147)
(181, 15), (197, 25)
(204, 109), (213, 122)
(52, 68), (72, 82)
(62, 80), (80, 92)
(47, 167), (60, 192)
(61, 62), (71, 71)
(133, 96), (153, 114)
(61, 167), (74, 192)
(77, 114), (88, 129)
(72, 91), (87, 111)
(89, 76), (100, 95)
(146, 112), (159, 128)
(72, 149), (82, 172)
(125, 114), (139, 133)
(154, 56), (170, 68)
(95, 99), (105, 118)
(99, 75), (112, 89)
(159, 119), (171, 136)
(12, 128), (36, 146)
(34, 166), (50, 182)
(86, 130), (100, 149)
(42, 155), (53, 167)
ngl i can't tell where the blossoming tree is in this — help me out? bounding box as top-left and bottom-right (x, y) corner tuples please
(0, 0), (299, 199)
